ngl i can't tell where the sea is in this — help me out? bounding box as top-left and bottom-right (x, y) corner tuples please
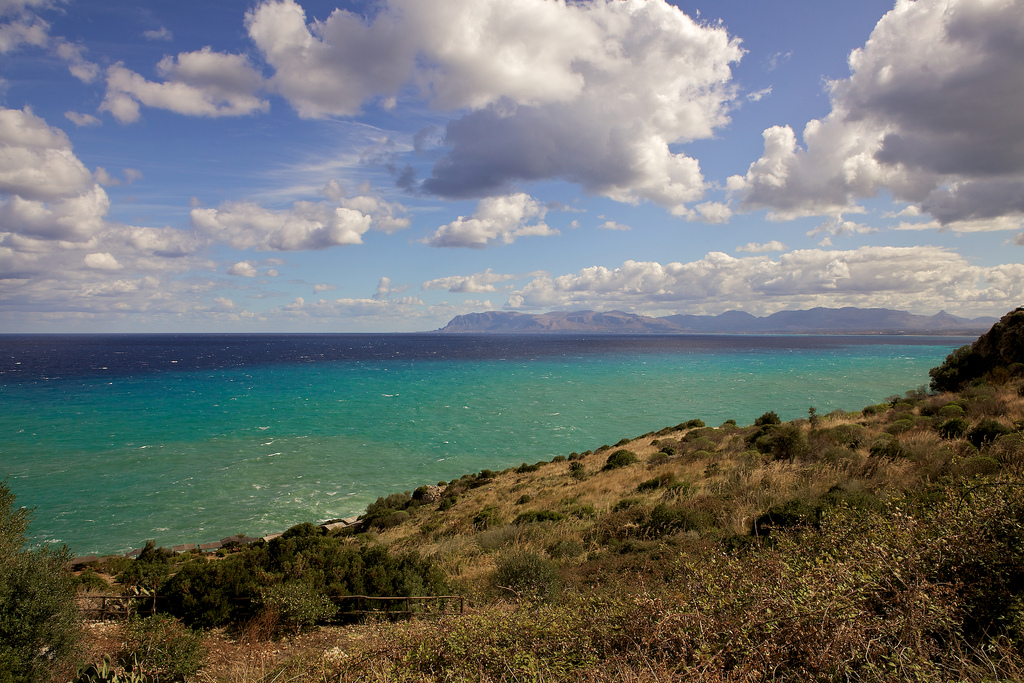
(0, 333), (970, 556)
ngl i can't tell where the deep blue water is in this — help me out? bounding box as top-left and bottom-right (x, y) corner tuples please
(0, 333), (966, 555)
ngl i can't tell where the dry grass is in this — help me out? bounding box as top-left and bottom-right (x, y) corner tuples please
(74, 378), (1024, 682)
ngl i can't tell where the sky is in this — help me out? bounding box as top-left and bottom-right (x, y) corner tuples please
(0, 0), (1022, 332)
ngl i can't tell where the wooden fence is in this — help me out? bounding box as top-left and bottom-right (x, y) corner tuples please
(78, 594), (463, 622)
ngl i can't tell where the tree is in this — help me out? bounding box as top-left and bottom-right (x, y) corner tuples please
(0, 480), (80, 682)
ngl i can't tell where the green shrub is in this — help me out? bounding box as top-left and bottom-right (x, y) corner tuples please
(513, 510), (566, 525)
(0, 481), (81, 683)
(637, 471), (677, 492)
(492, 551), (559, 602)
(683, 419), (706, 428)
(472, 506), (502, 531)
(259, 582), (336, 631)
(602, 449), (639, 470)
(551, 455), (566, 463)
(438, 496), (457, 511)
(754, 423), (809, 461)
(117, 541), (172, 590)
(754, 411), (781, 427)
(643, 502), (715, 536)
(75, 568), (110, 592)
(647, 452), (670, 467)
(886, 418), (916, 435)
(938, 417), (969, 439)
(958, 456), (1001, 477)
(119, 615), (206, 680)
(869, 434), (905, 459)
(568, 462), (587, 480)
(515, 494), (532, 505)
(967, 419), (1012, 450)
(515, 462), (542, 473)
(938, 403), (966, 419)
(546, 540), (584, 560)
(613, 498), (643, 512)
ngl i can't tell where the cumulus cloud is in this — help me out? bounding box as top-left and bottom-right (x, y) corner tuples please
(228, 261), (258, 277)
(731, 0), (1024, 225)
(0, 14), (47, 53)
(598, 220), (630, 231)
(0, 106), (112, 242)
(191, 199), (373, 251)
(736, 241), (786, 253)
(247, 0), (742, 214)
(894, 216), (1024, 234)
(505, 247), (1024, 317)
(53, 38), (99, 82)
(422, 268), (516, 293)
(424, 193), (555, 248)
(100, 47), (268, 123)
(83, 252), (121, 270)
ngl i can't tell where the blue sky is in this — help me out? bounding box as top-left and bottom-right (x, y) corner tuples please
(1, 0), (1021, 332)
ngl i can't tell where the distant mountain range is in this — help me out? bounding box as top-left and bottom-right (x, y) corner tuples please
(436, 307), (997, 335)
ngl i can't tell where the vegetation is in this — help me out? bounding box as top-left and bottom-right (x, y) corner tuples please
(35, 308), (1024, 680)
(0, 480), (80, 683)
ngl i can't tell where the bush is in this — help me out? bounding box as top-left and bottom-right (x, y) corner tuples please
(887, 418), (916, 435)
(602, 449), (639, 470)
(472, 506), (502, 531)
(0, 481), (81, 683)
(119, 615), (206, 680)
(938, 417), (969, 439)
(869, 434), (905, 459)
(259, 582), (336, 631)
(753, 423), (809, 461)
(492, 551), (559, 602)
(117, 540), (172, 590)
(637, 471), (677, 492)
(513, 510), (566, 525)
(754, 411), (781, 427)
(967, 419), (1013, 450)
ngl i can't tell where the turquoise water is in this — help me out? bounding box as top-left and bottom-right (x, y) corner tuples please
(0, 334), (964, 555)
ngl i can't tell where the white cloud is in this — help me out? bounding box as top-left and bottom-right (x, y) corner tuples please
(100, 48), (268, 123)
(53, 38), (98, 82)
(228, 261), (258, 277)
(0, 106), (94, 201)
(142, 26), (172, 41)
(0, 15), (47, 53)
(312, 283), (335, 293)
(371, 276), (391, 300)
(191, 199), (373, 251)
(83, 252), (121, 270)
(807, 217), (878, 240)
(422, 268), (516, 293)
(424, 193), (555, 248)
(247, 0), (742, 215)
(0, 107), (114, 244)
(64, 111), (100, 127)
(732, 0), (1024, 225)
(736, 241), (786, 253)
(505, 246), (1024, 317)
(746, 87), (772, 102)
(597, 220), (631, 231)
(692, 201), (732, 224)
(893, 215), (1024, 234)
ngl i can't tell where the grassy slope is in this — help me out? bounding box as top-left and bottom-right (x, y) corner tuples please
(177, 378), (1024, 682)
(77, 372), (1024, 681)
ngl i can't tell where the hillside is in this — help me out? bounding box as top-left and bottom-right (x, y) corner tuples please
(34, 307), (1024, 682)
(438, 306), (996, 335)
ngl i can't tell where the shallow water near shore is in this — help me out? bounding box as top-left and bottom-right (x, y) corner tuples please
(0, 333), (968, 555)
